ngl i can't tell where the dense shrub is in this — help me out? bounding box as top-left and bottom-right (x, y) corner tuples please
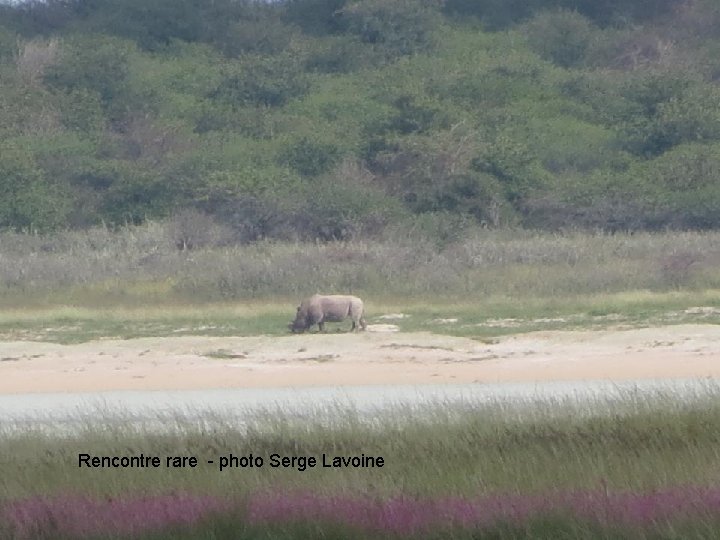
(524, 10), (596, 68)
(444, 0), (677, 28)
(0, 141), (70, 230)
(210, 53), (309, 108)
(341, 0), (442, 58)
(278, 135), (343, 177)
(0, 0), (718, 235)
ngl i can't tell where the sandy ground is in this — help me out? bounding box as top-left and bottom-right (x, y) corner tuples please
(0, 324), (719, 394)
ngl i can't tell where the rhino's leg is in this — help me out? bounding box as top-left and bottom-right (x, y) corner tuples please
(360, 317), (367, 331)
(318, 321), (325, 332)
(350, 320), (357, 332)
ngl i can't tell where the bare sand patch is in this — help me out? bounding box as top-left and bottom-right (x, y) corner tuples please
(1, 325), (719, 394)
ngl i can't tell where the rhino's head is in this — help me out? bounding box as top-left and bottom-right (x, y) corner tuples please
(289, 306), (308, 333)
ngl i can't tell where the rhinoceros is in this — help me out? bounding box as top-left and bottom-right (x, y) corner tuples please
(289, 294), (367, 333)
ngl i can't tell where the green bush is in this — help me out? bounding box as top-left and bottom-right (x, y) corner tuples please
(283, 0), (350, 36)
(210, 53), (309, 108)
(0, 141), (70, 230)
(304, 36), (374, 73)
(524, 10), (596, 68)
(444, 0), (676, 28)
(43, 35), (138, 121)
(85, 0), (204, 49)
(635, 143), (720, 228)
(443, 0), (539, 30)
(472, 133), (551, 204)
(291, 175), (408, 240)
(53, 88), (106, 133)
(214, 18), (298, 57)
(645, 84), (720, 153)
(278, 135), (343, 177)
(341, 0), (441, 59)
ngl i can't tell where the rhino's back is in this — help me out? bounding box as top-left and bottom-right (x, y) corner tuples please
(311, 295), (363, 320)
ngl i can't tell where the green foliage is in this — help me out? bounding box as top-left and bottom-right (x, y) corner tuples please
(278, 135), (343, 177)
(341, 0), (441, 58)
(443, 0), (677, 28)
(211, 53), (309, 108)
(98, 165), (175, 224)
(43, 35), (136, 116)
(425, 172), (511, 227)
(0, 76), (51, 137)
(304, 36), (374, 73)
(634, 143), (720, 229)
(443, 0), (539, 30)
(292, 175), (408, 240)
(472, 133), (550, 204)
(283, 0), (350, 36)
(559, 71), (644, 127)
(646, 85), (720, 152)
(0, 141), (70, 230)
(365, 129), (518, 227)
(0, 0), (718, 234)
(442, 48), (555, 109)
(522, 116), (627, 174)
(382, 94), (445, 135)
(524, 10), (596, 68)
(621, 70), (694, 118)
(53, 88), (106, 132)
(565, 0), (678, 26)
(70, 0), (207, 49)
(214, 17), (297, 57)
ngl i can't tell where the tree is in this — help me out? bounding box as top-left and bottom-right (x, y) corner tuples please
(283, 0), (349, 36)
(0, 141), (70, 230)
(88, 0), (205, 49)
(340, 0), (441, 59)
(43, 35), (134, 110)
(524, 10), (596, 68)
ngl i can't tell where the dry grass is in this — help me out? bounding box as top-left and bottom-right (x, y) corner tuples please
(1, 224), (720, 306)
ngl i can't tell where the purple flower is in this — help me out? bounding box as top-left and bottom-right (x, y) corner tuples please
(4, 485), (720, 537)
(246, 486), (720, 534)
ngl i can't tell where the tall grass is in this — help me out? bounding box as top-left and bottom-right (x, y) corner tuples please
(2, 223), (720, 306)
(3, 391), (720, 538)
(4, 390), (720, 500)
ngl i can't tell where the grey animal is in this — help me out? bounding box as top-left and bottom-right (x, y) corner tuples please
(289, 294), (367, 333)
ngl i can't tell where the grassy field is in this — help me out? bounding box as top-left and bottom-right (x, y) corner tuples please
(3, 391), (720, 538)
(0, 289), (719, 343)
(0, 225), (719, 342)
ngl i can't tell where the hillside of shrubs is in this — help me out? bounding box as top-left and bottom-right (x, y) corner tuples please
(1, 0), (720, 241)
